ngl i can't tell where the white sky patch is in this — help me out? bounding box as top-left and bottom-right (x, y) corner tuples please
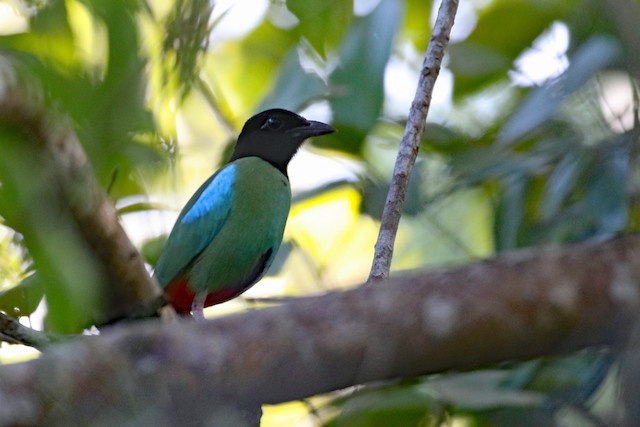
(432, 0), (478, 42)
(291, 102), (362, 192)
(384, 47), (454, 120)
(209, 0), (269, 45)
(0, 1), (29, 35)
(510, 21), (570, 86)
(299, 101), (333, 125)
(598, 71), (638, 134)
(119, 197), (179, 245)
(288, 148), (361, 192)
(384, 53), (419, 119)
(267, 0), (299, 29)
(354, 0), (383, 16)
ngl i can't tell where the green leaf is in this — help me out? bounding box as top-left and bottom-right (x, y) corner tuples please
(0, 273), (44, 318)
(449, 0), (576, 97)
(541, 144), (589, 220)
(421, 122), (470, 155)
(1, 0), (158, 199)
(325, 0), (402, 155)
(449, 147), (545, 185)
(325, 386), (441, 427)
(469, 0), (575, 59)
(162, 0), (214, 98)
(141, 235), (167, 269)
(80, 1), (155, 195)
(428, 370), (544, 410)
(471, 407), (555, 427)
(360, 167), (423, 219)
(447, 42), (510, 79)
(207, 19), (299, 122)
(505, 352), (613, 407)
(258, 48), (327, 112)
(0, 0), (78, 70)
(583, 140), (630, 235)
(287, 0), (353, 57)
(495, 175), (527, 250)
(403, 0), (433, 52)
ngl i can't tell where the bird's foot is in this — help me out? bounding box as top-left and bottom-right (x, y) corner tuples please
(191, 292), (207, 321)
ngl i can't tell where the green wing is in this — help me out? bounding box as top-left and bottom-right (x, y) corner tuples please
(153, 163), (237, 287)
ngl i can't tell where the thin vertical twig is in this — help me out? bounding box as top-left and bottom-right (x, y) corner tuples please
(368, 0), (459, 282)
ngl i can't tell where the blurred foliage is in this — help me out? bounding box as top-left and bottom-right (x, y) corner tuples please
(0, 272), (43, 318)
(0, 0), (638, 424)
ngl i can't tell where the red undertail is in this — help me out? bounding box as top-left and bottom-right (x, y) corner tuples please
(165, 277), (243, 315)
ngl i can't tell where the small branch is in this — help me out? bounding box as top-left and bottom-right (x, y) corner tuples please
(0, 312), (58, 351)
(0, 234), (639, 425)
(369, 0), (459, 282)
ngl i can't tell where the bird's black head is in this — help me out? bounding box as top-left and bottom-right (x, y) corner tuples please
(230, 109), (335, 176)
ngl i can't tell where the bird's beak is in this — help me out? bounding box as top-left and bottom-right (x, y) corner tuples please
(288, 120), (336, 138)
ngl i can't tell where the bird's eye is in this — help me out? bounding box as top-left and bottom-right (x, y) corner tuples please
(262, 116), (283, 131)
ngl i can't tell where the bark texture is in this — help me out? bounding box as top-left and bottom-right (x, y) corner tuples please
(1, 235), (638, 426)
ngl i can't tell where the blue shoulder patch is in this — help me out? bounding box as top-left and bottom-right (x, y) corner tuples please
(182, 164), (236, 224)
(154, 164), (236, 287)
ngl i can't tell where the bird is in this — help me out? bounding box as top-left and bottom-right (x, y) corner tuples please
(153, 109), (335, 317)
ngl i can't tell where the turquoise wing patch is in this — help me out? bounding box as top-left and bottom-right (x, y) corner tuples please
(154, 164), (236, 287)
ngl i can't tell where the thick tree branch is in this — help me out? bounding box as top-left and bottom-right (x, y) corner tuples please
(0, 69), (165, 326)
(1, 234), (638, 425)
(369, 0), (459, 282)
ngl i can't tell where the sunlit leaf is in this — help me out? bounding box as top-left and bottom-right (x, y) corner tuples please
(207, 20), (298, 123)
(2, 0), (159, 199)
(0, 0), (78, 70)
(162, 0), (213, 99)
(403, 0), (432, 52)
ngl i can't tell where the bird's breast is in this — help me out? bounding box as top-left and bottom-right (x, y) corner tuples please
(185, 157), (291, 293)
